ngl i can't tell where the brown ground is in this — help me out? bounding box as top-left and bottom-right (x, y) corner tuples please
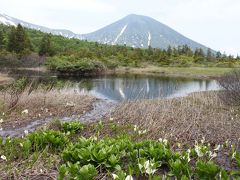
(104, 91), (240, 146)
(0, 73), (14, 85)
(0, 88), (96, 130)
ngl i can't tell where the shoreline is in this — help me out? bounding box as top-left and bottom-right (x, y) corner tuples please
(0, 66), (236, 82)
(111, 66), (235, 80)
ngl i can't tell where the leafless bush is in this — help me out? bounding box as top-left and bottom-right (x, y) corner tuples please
(217, 70), (240, 106)
(1, 78), (30, 111)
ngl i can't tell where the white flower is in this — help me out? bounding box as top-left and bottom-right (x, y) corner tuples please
(125, 175), (133, 180)
(40, 169), (43, 173)
(159, 138), (168, 145)
(225, 140), (229, 147)
(195, 145), (204, 157)
(232, 151), (236, 159)
(134, 125), (138, 132)
(214, 145), (221, 151)
(112, 174), (118, 179)
(22, 109), (29, 114)
(0, 119), (3, 123)
(1, 155), (7, 161)
(2, 112), (5, 116)
(139, 160), (157, 175)
(211, 152), (217, 159)
(184, 149), (191, 162)
(110, 117), (114, 121)
(163, 139), (168, 145)
(24, 130), (29, 135)
(91, 136), (98, 141)
(144, 160), (157, 175)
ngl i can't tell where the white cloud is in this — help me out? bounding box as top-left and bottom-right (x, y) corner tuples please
(0, 0), (239, 55)
(2, 0), (115, 13)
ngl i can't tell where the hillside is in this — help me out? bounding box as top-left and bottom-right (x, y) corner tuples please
(0, 13), (210, 51)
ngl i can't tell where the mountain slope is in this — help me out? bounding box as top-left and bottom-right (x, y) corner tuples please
(0, 13), (209, 51)
(0, 13), (83, 39)
(83, 14), (208, 51)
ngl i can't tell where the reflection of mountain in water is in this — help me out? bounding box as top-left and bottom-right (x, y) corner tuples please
(76, 75), (219, 101)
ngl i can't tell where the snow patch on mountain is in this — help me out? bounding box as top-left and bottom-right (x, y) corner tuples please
(0, 16), (16, 26)
(148, 32), (151, 46)
(113, 24), (128, 44)
(0, 13), (83, 40)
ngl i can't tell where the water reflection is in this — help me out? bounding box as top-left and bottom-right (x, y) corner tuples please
(70, 74), (220, 101)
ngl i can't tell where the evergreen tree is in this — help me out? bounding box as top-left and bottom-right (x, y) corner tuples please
(8, 24), (32, 54)
(216, 51), (222, 59)
(7, 26), (17, 52)
(207, 48), (213, 61)
(194, 48), (205, 63)
(0, 30), (5, 50)
(167, 46), (172, 56)
(39, 34), (54, 56)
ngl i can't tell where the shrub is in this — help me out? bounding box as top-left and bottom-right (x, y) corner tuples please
(45, 56), (106, 76)
(217, 70), (240, 105)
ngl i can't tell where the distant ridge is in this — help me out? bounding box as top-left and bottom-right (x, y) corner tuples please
(0, 13), (210, 51)
(0, 13), (83, 39)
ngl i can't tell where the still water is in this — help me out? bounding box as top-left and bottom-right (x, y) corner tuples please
(63, 74), (220, 101)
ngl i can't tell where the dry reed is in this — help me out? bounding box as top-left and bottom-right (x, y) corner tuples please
(106, 92), (240, 145)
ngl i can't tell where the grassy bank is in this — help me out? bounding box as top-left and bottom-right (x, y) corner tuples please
(115, 66), (235, 79)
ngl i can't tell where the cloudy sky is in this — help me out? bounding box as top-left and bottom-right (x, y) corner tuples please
(1, 0), (240, 55)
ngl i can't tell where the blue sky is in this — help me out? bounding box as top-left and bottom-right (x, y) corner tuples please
(1, 0), (240, 55)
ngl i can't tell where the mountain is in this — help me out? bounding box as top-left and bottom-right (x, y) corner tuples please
(0, 13), (209, 51)
(0, 13), (83, 39)
(83, 14), (209, 51)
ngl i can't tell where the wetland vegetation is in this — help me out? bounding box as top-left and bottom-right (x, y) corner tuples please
(0, 22), (240, 180)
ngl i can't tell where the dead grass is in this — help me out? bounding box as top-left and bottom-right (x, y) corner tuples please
(115, 66), (234, 79)
(0, 150), (59, 179)
(105, 91), (240, 146)
(0, 88), (96, 129)
(0, 73), (14, 85)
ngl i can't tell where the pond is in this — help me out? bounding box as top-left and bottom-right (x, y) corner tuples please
(62, 74), (220, 101)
